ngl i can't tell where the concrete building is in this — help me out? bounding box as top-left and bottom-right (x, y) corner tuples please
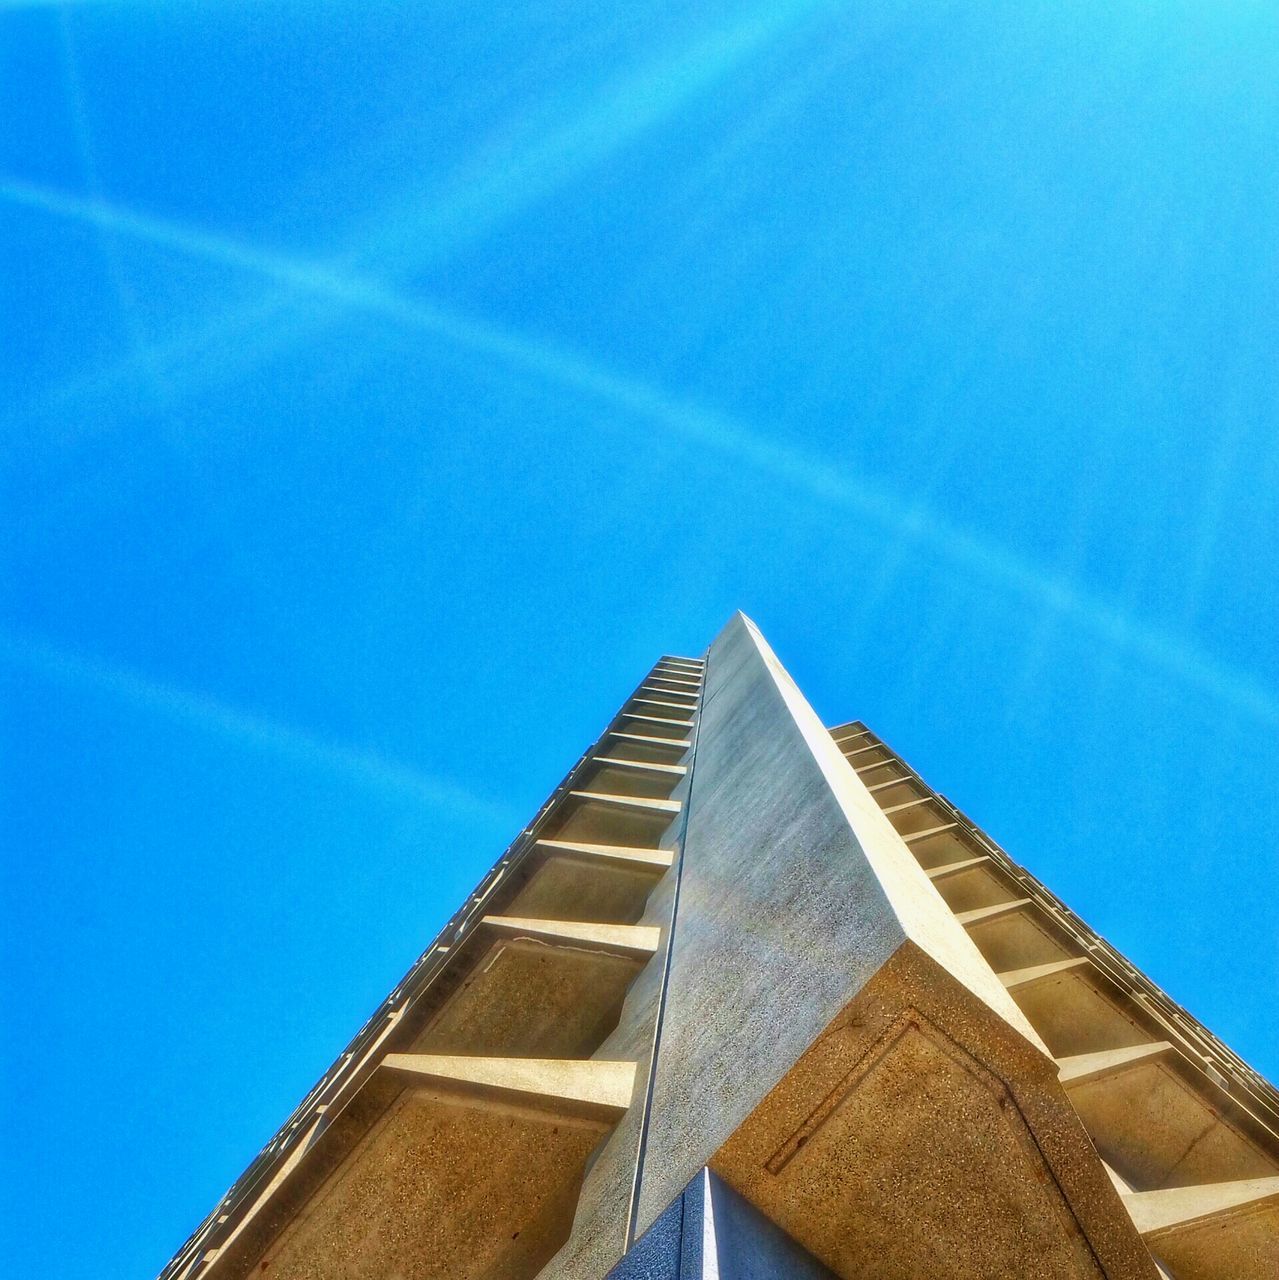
(160, 614), (1278, 1280)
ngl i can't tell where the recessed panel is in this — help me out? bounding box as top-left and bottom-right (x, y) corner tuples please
(409, 939), (643, 1057)
(504, 855), (662, 925)
(547, 797), (675, 846)
(965, 910), (1074, 971)
(579, 762), (680, 800)
(1008, 970), (1152, 1058)
(252, 1091), (609, 1280)
(1067, 1063), (1278, 1190)
(908, 827), (983, 870)
(1147, 1198), (1279, 1280)
(719, 1015), (1106, 1280)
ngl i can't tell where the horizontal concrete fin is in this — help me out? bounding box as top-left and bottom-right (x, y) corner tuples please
(592, 756), (688, 777)
(901, 822), (957, 842)
(1057, 1041), (1174, 1086)
(1000, 956), (1092, 989)
(1123, 1176), (1279, 1236)
(830, 726), (871, 744)
(568, 791), (682, 815)
(926, 855), (991, 880)
(638, 684), (698, 700)
(380, 1054), (638, 1113)
(481, 915), (661, 956)
(630, 698), (698, 714)
(533, 839), (674, 870)
(607, 731), (692, 749)
(955, 897), (1035, 926)
(866, 777), (908, 794)
(880, 796), (936, 815)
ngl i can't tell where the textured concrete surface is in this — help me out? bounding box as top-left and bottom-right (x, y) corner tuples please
(536, 837), (681, 1280)
(636, 614), (1047, 1234)
(929, 858), (1018, 912)
(250, 1089), (610, 1280)
(1064, 1058), (1277, 1189)
(1007, 965), (1153, 1057)
(170, 626), (1279, 1280)
(380, 1055), (637, 1113)
(405, 938), (642, 1058)
(1128, 1178), (1279, 1279)
(712, 944), (1159, 1280)
(549, 794), (677, 847)
(506, 855), (663, 925)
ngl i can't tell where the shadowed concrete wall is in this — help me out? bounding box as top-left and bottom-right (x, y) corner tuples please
(635, 613), (1046, 1232)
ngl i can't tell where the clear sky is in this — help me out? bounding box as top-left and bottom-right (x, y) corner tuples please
(2, 2), (1277, 1276)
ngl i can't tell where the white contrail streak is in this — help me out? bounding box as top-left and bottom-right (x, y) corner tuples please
(11, 1), (830, 421)
(4, 177), (1275, 727)
(1, 629), (518, 823)
(351, 1), (828, 276)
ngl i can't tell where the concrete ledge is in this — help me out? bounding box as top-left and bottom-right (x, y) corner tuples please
(831, 729), (872, 746)
(1058, 1042), (1174, 1086)
(619, 713), (694, 730)
(901, 821), (958, 843)
(1001, 956), (1093, 990)
(380, 1055), (638, 1114)
(638, 684), (698, 701)
(567, 791), (682, 815)
(927, 855), (991, 880)
(481, 915), (661, 957)
(533, 839), (674, 871)
(955, 897), (1035, 926)
(1123, 1176), (1279, 1235)
(607, 731), (693, 750)
(630, 698), (699, 715)
(881, 796), (936, 816)
(592, 756), (688, 778)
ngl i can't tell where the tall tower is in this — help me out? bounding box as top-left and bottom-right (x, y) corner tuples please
(161, 614), (1278, 1280)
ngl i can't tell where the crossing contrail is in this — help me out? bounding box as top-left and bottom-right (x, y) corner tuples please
(4, 175), (1275, 728)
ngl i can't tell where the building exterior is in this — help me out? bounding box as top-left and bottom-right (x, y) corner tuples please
(160, 614), (1278, 1280)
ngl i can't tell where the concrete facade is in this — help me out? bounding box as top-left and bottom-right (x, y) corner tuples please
(159, 617), (1278, 1280)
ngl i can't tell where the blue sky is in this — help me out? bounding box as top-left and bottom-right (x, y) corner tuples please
(2, 2), (1277, 1276)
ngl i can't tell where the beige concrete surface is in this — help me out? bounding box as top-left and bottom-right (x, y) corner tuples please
(481, 915), (661, 957)
(156, 634), (1279, 1280)
(1125, 1178), (1279, 1279)
(713, 943), (1160, 1280)
(532, 839), (675, 870)
(247, 1088), (613, 1280)
(380, 1055), (638, 1113)
(404, 938), (642, 1059)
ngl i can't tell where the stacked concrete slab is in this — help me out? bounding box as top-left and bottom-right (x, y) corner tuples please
(160, 615), (1277, 1280)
